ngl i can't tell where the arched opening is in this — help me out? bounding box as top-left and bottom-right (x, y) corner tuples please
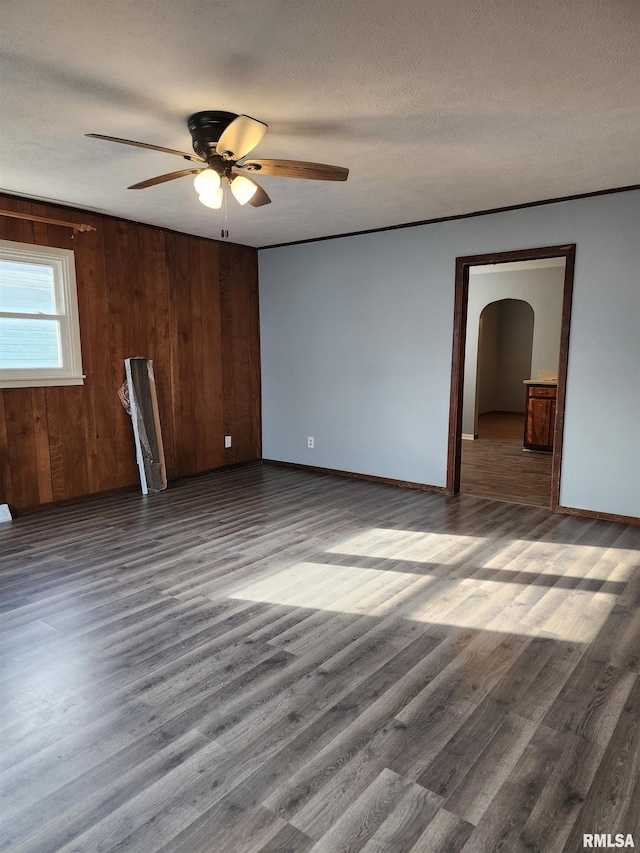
(475, 298), (534, 437)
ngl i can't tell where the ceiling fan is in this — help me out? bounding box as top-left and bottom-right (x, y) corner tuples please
(87, 111), (349, 210)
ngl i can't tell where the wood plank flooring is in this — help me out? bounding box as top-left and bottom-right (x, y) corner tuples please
(478, 412), (526, 444)
(461, 412), (553, 507)
(1, 463), (639, 852)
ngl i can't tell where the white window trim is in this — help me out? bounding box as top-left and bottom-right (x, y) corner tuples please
(0, 239), (84, 389)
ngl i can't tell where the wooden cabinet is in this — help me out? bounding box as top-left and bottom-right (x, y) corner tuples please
(524, 383), (557, 452)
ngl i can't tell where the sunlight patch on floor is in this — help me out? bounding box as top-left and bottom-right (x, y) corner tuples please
(325, 528), (634, 582)
(228, 562), (618, 643)
(326, 529), (487, 565)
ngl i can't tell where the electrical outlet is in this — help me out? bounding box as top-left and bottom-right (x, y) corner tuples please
(224, 435), (232, 448)
(307, 436), (314, 448)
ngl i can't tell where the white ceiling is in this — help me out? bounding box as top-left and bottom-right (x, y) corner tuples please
(1, 0), (638, 248)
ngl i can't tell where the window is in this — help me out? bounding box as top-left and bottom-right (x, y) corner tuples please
(0, 239), (84, 388)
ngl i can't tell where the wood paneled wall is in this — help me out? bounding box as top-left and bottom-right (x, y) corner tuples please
(0, 195), (261, 512)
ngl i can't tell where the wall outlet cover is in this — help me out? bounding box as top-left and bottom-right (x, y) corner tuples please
(307, 437), (314, 448)
(224, 435), (232, 448)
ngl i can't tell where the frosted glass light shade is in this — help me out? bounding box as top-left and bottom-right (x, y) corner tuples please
(230, 174), (258, 205)
(198, 188), (223, 209)
(193, 169), (221, 196)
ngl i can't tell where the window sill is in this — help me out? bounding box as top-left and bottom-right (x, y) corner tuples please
(0, 375), (85, 389)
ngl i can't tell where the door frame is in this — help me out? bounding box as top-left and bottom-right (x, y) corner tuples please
(446, 243), (576, 509)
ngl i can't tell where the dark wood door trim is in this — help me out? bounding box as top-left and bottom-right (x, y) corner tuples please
(446, 244), (576, 510)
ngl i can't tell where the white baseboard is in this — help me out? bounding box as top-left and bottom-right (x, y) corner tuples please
(461, 433), (477, 441)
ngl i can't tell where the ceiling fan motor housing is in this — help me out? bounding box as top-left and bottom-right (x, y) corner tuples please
(187, 111), (237, 162)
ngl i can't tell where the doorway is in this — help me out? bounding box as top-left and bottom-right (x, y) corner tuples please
(447, 244), (575, 509)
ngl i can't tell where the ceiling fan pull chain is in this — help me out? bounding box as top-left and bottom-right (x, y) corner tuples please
(220, 183), (229, 239)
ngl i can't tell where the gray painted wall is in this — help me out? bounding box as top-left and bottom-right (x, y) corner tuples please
(462, 265), (564, 435)
(259, 189), (640, 518)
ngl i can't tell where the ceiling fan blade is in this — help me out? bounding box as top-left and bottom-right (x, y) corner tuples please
(128, 168), (204, 190)
(242, 159), (349, 181)
(86, 133), (204, 163)
(216, 115), (268, 160)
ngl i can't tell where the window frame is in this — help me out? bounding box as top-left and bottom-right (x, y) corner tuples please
(0, 238), (84, 389)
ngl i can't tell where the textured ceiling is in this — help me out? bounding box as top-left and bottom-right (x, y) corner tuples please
(1, 0), (638, 248)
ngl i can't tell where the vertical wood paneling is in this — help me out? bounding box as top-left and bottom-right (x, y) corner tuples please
(219, 245), (236, 465)
(131, 224), (150, 357)
(0, 194), (261, 512)
(169, 232), (198, 477)
(244, 247), (261, 460)
(0, 394), (13, 502)
(221, 244), (261, 464)
(73, 210), (115, 491)
(141, 226), (174, 477)
(103, 219), (135, 488)
(199, 239), (224, 471)
(164, 232), (181, 479)
(45, 388), (67, 502)
(189, 237), (206, 474)
(31, 389), (53, 505)
(59, 385), (91, 499)
(4, 390), (39, 508)
(16, 200), (36, 244)
(0, 198), (21, 242)
(71, 224), (100, 497)
(229, 246), (250, 460)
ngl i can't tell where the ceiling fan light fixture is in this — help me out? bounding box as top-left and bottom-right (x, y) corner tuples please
(230, 174), (258, 206)
(87, 113), (347, 214)
(193, 168), (221, 196)
(198, 188), (223, 209)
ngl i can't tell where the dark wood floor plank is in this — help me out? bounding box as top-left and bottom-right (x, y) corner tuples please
(415, 696), (512, 797)
(442, 711), (538, 825)
(543, 657), (636, 746)
(305, 767), (416, 852)
(0, 463), (638, 853)
(0, 725), (211, 852)
(262, 630), (452, 824)
(514, 732), (605, 853)
(358, 782), (442, 853)
(610, 609), (640, 673)
(512, 640), (587, 723)
(408, 808), (474, 853)
(459, 724), (563, 851)
(255, 823), (314, 853)
(562, 677), (640, 851)
(22, 735), (224, 853)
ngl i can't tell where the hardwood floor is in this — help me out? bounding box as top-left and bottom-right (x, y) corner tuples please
(477, 411), (525, 443)
(1, 463), (639, 852)
(461, 412), (553, 507)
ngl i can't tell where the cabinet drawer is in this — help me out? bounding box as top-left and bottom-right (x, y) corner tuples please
(528, 385), (556, 398)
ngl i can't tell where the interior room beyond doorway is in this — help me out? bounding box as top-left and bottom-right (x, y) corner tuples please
(460, 413), (553, 506)
(459, 257), (566, 507)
